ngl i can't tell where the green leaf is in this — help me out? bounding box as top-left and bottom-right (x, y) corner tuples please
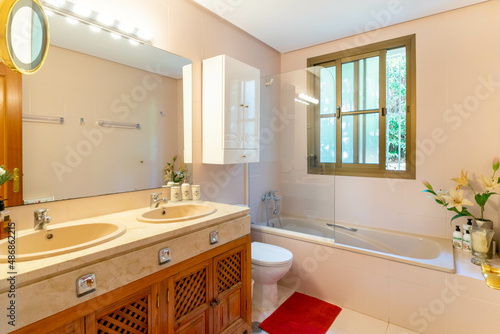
(435, 199), (448, 206)
(422, 189), (436, 195)
(450, 213), (467, 223)
(475, 193), (495, 207)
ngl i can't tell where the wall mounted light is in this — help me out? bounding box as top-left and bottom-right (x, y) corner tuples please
(41, 0), (153, 45)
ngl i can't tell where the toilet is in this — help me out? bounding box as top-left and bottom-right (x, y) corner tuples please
(251, 242), (293, 310)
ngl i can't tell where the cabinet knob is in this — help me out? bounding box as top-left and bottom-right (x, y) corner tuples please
(210, 298), (220, 308)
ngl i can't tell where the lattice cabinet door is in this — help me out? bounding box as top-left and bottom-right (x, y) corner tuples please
(167, 260), (212, 334)
(212, 245), (249, 334)
(89, 286), (158, 334)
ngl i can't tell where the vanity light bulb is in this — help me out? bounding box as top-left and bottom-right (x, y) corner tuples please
(129, 39), (139, 46)
(65, 17), (78, 25)
(72, 3), (92, 18)
(44, 0), (66, 8)
(89, 25), (101, 33)
(137, 28), (153, 42)
(118, 21), (135, 34)
(110, 32), (121, 40)
(96, 12), (114, 26)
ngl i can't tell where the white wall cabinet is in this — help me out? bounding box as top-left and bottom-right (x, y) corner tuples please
(202, 55), (260, 164)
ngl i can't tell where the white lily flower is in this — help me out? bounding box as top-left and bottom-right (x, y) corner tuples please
(477, 174), (500, 193)
(426, 189), (447, 203)
(442, 188), (473, 212)
(451, 169), (469, 190)
(0, 167), (5, 176)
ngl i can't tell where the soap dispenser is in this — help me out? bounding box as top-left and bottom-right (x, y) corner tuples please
(463, 230), (472, 252)
(463, 218), (473, 234)
(453, 225), (462, 249)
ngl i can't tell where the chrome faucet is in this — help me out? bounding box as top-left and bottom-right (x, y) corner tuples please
(34, 209), (52, 231)
(261, 190), (281, 215)
(150, 192), (168, 208)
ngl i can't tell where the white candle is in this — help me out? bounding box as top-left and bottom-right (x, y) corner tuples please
(472, 229), (490, 253)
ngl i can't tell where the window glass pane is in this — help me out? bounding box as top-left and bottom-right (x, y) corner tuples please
(359, 113), (379, 164)
(320, 67), (336, 115)
(360, 57), (379, 110)
(342, 114), (379, 164)
(320, 117), (335, 163)
(386, 47), (407, 171)
(341, 62), (354, 112)
(342, 56), (379, 112)
(341, 115), (354, 163)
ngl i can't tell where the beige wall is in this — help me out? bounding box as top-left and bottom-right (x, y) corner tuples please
(75, 0), (281, 205)
(11, 0), (280, 228)
(15, 0), (499, 241)
(280, 0), (500, 240)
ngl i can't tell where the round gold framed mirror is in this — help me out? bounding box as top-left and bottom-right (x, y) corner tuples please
(0, 0), (49, 74)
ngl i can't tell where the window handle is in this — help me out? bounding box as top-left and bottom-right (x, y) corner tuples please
(336, 106), (341, 119)
(381, 107), (387, 117)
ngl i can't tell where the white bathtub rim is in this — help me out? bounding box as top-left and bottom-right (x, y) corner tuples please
(251, 223), (456, 273)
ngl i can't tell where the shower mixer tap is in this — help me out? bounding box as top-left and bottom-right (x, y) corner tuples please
(261, 190), (281, 215)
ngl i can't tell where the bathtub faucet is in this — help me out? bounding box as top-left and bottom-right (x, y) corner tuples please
(262, 190), (281, 215)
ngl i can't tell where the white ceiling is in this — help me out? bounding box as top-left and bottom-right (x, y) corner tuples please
(193, 0), (489, 53)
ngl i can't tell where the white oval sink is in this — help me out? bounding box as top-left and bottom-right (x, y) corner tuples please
(137, 204), (216, 223)
(0, 222), (126, 262)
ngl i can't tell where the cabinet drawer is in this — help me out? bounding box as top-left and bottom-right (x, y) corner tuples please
(223, 149), (259, 164)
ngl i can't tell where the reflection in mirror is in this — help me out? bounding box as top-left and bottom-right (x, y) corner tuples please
(1, 0), (49, 74)
(18, 9), (192, 205)
(11, 7), (43, 64)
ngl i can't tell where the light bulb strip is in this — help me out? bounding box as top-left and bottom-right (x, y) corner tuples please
(41, 1), (153, 45)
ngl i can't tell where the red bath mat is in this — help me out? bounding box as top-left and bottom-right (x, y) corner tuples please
(259, 292), (342, 334)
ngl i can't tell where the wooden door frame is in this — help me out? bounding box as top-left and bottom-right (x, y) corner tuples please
(0, 62), (22, 206)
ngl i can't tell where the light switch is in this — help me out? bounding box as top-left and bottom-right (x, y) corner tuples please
(159, 247), (171, 265)
(76, 274), (96, 298)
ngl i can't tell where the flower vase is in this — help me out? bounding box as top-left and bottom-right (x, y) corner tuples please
(471, 219), (495, 265)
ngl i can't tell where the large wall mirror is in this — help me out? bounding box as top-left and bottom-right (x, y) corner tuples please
(18, 11), (192, 206)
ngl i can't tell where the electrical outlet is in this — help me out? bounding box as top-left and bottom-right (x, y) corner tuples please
(159, 247), (171, 265)
(210, 230), (219, 245)
(76, 274), (96, 298)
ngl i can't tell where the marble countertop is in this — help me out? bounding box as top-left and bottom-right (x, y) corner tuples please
(0, 201), (249, 292)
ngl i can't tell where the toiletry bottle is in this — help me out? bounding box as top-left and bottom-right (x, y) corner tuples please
(0, 200), (10, 239)
(453, 225), (462, 249)
(463, 230), (472, 252)
(464, 218), (473, 234)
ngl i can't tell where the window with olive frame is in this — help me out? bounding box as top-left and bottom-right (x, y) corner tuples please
(307, 34), (416, 179)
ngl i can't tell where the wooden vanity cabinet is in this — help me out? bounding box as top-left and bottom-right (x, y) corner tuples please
(12, 236), (251, 334)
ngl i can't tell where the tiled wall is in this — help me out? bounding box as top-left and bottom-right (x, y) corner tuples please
(275, 0), (500, 243)
(253, 229), (500, 334)
(10, 0), (281, 223)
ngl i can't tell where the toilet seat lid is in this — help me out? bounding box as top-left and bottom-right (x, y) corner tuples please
(251, 242), (293, 266)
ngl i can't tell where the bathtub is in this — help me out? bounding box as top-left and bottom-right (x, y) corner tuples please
(251, 216), (455, 273)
